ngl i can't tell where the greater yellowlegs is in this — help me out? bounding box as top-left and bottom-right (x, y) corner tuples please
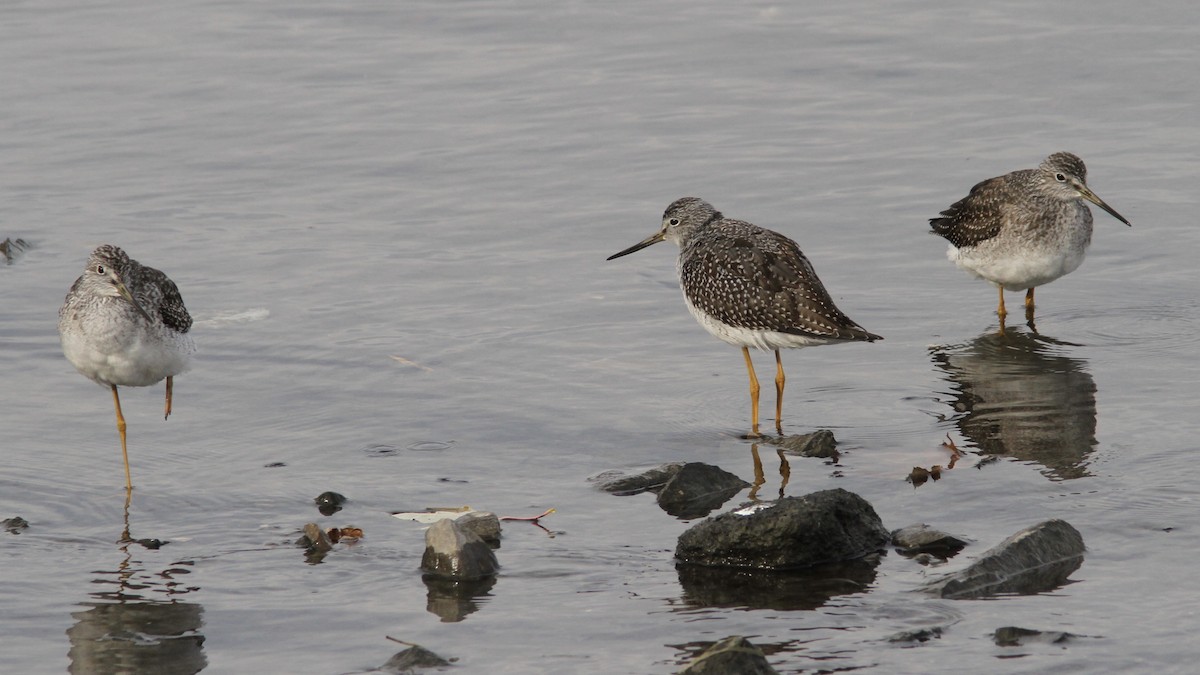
(930, 152), (1130, 331)
(608, 197), (881, 438)
(58, 245), (195, 490)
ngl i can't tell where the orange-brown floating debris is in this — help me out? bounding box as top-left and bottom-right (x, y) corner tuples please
(499, 507), (555, 523)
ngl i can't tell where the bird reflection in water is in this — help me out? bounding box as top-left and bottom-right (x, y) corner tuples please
(931, 327), (1097, 480)
(66, 497), (205, 674)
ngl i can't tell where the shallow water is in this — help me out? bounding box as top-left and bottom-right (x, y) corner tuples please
(3, 1), (1200, 673)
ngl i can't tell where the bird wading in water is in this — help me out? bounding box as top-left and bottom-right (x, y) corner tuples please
(608, 197), (881, 438)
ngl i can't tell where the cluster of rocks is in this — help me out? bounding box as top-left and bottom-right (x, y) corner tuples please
(598, 446), (1088, 667)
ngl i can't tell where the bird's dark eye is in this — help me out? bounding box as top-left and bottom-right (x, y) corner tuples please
(95, 265), (106, 274)
(1055, 173), (1067, 182)
(669, 218), (680, 226)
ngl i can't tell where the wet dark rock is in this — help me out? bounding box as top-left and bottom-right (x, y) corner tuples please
(891, 524), (969, 557)
(378, 643), (452, 672)
(657, 462), (750, 519)
(593, 463), (684, 495)
(887, 626), (945, 643)
(767, 429), (838, 459)
(421, 518), (499, 581)
(298, 523), (334, 556)
(314, 491), (347, 516)
(676, 488), (889, 570)
(455, 511), (501, 545)
(679, 636), (778, 675)
(993, 626), (1078, 647)
(4, 516), (30, 534)
(678, 556), (880, 612)
(1, 237), (29, 264)
(926, 519), (1084, 599)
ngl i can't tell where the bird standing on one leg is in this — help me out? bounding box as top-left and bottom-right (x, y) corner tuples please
(930, 152), (1130, 333)
(608, 197), (881, 438)
(58, 245), (195, 490)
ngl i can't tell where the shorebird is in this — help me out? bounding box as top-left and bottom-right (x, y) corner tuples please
(930, 152), (1130, 331)
(58, 245), (195, 489)
(608, 197), (881, 437)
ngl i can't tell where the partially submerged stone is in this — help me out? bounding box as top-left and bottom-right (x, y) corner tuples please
(299, 523), (334, 553)
(926, 519), (1084, 599)
(592, 463), (685, 495)
(314, 491), (347, 516)
(656, 462), (750, 519)
(887, 626), (945, 643)
(680, 636), (778, 675)
(767, 429), (838, 459)
(676, 488), (889, 570)
(993, 626), (1078, 647)
(455, 511), (501, 544)
(0, 237), (29, 264)
(891, 524), (969, 557)
(3, 516), (29, 534)
(378, 644), (452, 672)
(421, 518), (499, 581)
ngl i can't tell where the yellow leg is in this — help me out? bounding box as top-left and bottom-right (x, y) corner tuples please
(742, 346), (761, 438)
(111, 385), (132, 491)
(997, 286), (1008, 336)
(773, 349), (785, 434)
(164, 375), (173, 420)
(1024, 288), (1038, 332)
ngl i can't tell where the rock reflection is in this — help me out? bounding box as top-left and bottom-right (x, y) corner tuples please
(676, 555), (881, 612)
(423, 576), (496, 623)
(931, 328), (1097, 480)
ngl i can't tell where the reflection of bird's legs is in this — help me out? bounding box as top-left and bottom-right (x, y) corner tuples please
(776, 446), (790, 498)
(748, 443), (764, 501)
(773, 349), (785, 435)
(1025, 288), (1038, 332)
(111, 385), (132, 490)
(164, 375), (174, 420)
(742, 346), (761, 439)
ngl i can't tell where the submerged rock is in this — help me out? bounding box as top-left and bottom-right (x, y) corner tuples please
(378, 643), (452, 672)
(593, 463), (685, 495)
(891, 524), (969, 557)
(680, 636), (778, 675)
(421, 518), (499, 581)
(993, 626), (1078, 647)
(926, 519), (1084, 599)
(657, 462), (750, 519)
(676, 488), (889, 570)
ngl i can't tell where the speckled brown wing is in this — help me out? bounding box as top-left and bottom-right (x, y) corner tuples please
(930, 172), (1028, 248)
(136, 265), (193, 334)
(680, 221), (880, 342)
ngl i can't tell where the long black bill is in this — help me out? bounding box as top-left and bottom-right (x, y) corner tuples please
(607, 230), (666, 260)
(1079, 186), (1131, 227)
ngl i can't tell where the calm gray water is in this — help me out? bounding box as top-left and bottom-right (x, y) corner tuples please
(3, 1), (1199, 673)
